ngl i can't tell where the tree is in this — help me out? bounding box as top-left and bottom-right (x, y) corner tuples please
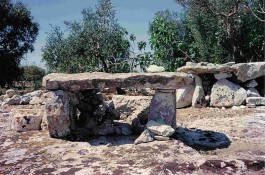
(175, 0), (264, 63)
(149, 10), (190, 71)
(19, 65), (46, 90)
(0, 0), (39, 87)
(42, 0), (130, 73)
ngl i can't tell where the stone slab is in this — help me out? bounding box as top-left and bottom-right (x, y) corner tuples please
(42, 72), (193, 92)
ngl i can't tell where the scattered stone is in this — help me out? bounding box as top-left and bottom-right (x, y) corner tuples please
(247, 88), (260, 97)
(176, 84), (195, 109)
(244, 80), (258, 88)
(210, 79), (247, 107)
(134, 129), (154, 145)
(154, 135), (170, 141)
(6, 89), (16, 98)
(214, 73), (232, 80)
(146, 120), (175, 137)
(11, 109), (44, 132)
(246, 97), (265, 106)
(146, 65), (165, 73)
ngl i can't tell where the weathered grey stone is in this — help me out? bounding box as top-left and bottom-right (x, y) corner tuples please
(154, 135), (170, 141)
(148, 89), (176, 128)
(6, 89), (16, 98)
(42, 72), (193, 92)
(210, 79), (247, 107)
(134, 129), (154, 145)
(192, 75), (205, 108)
(29, 96), (43, 105)
(42, 90), (71, 138)
(176, 84), (195, 108)
(247, 87), (260, 97)
(246, 97), (265, 106)
(244, 80), (258, 88)
(214, 73), (232, 80)
(232, 62), (265, 82)
(146, 65), (165, 73)
(4, 95), (21, 105)
(175, 127), (231, 150)
(92, 120), (114, 136)
(11, 109), (43, 132)
(20, 95), (32, 105)
(177, 62), (235, 75)
(113, 121), (133, 136)
(146, 120), (175, 137)
(112, 95), (151, 133)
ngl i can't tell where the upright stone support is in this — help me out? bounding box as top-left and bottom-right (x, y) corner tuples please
(148, 89), (176, 128)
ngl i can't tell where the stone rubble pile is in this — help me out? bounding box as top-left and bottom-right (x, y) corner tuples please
(176, 62), (265, 108)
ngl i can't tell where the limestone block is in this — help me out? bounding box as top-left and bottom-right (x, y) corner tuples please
(146, 120), (175, 137)
(247, 88), (260, 97)
(6, 89), (16, 98)
(148, 89), (176, 128)
(214, 73), (232, 80)
(244, 80), (258, 88)
(134, 129), (154, 145)
(42, 90), (71, 138)
(176, 84), (195, 109)
(11, 109), (43, 132)
(246, 97), (265, 106)
(210, 79), (247, 107)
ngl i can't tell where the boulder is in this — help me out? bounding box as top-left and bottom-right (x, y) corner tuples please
(210, 79), (247, 107)
(146, 120), (175, 137)
(134, 129), (154, 145)
(146, 65), (165, 73)
(42, 90), (71, 138)
(247, 88), (260, 97)
(92, 120), (114, 136)
(232, 62), (265, 82)
(244, 80), (258, 88)
(176, 84), (195, 108)
(214, 73), (232, 80)
(192, 75), (205, 108)
(6, 89), (16, 98)
(246, 97), (265, 106)
(11, 109), (44, 132)
(113, 121), (133, 136)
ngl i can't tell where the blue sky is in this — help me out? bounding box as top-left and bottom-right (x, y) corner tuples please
(18, 0), (182, 67)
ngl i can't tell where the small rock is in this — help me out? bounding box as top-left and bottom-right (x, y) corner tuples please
(6, 89), (16, 98)
(247, 87), (260, 97)
(246, 97), (265, 106)
(244, 80), (258, 88)
(176, 84), (195, 109)
(214, 73), (232, 80)
(4, 95), (21, 105)
(146, 65), (165, 73)
(146, 120), (175, 137)
(154, 135), (170, 141)
(134, 129), (154, 144)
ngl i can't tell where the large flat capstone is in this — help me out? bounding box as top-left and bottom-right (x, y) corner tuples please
(42, 72), (193, 92)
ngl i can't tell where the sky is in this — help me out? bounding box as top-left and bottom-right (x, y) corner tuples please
(18, 0), (182, 67)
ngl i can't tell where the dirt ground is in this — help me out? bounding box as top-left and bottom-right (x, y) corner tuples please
(0, 106), (265, 175)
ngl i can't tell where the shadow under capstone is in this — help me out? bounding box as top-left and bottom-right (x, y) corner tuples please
(173, 127), (231, 151)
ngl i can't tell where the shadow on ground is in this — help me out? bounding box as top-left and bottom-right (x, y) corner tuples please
(173, 127), (231, 151)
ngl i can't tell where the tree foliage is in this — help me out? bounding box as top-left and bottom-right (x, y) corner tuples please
(42, 0), (131, 73)
(0, 0), (39, 87)
(149, 10), (191, 71)
(174, 0), (264, 63)
(19, 65), (46, 90)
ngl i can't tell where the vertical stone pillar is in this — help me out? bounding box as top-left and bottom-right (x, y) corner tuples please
(148, 89), (176, 128)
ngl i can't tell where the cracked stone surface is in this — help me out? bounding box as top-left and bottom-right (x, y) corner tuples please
(0, 105), (265, 174)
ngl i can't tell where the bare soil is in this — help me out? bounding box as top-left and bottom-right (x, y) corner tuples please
(0, 106), (265, 175)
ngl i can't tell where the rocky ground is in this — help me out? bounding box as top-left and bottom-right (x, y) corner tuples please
(0, 106), (265, 175)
